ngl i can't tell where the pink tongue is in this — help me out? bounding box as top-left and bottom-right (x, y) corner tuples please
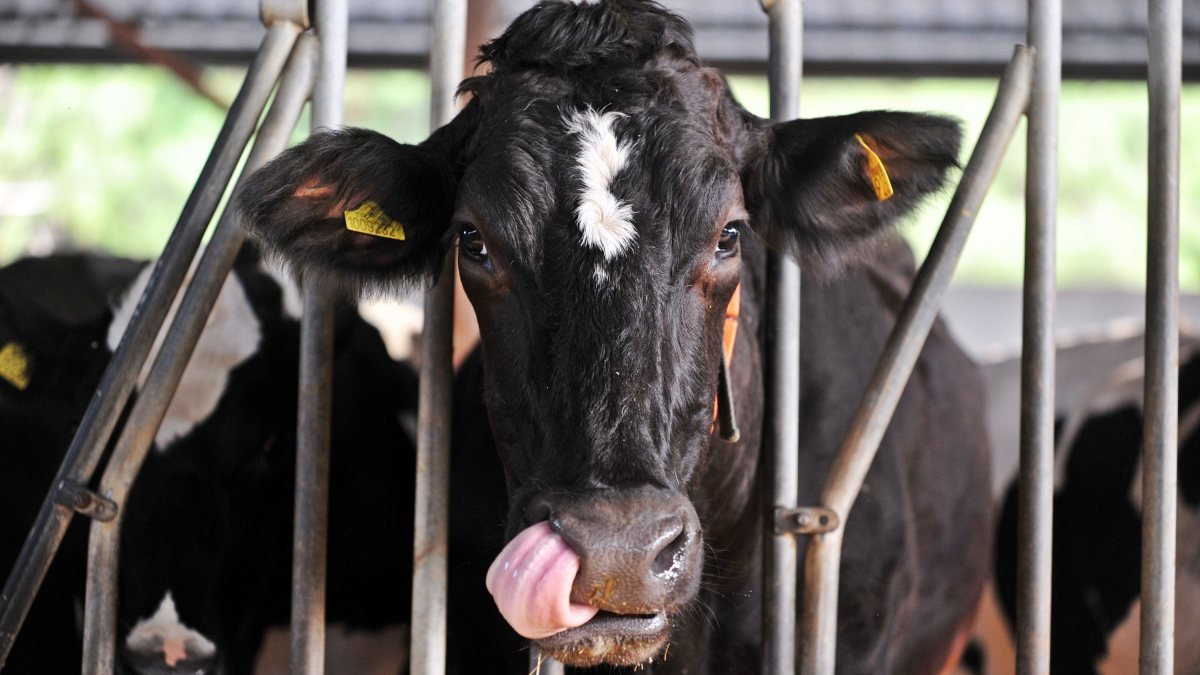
(486, 521), (599, 639)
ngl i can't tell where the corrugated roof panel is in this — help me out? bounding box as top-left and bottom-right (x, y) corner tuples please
(0, 0), (1196, 78)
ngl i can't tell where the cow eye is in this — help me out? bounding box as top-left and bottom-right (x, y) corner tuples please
(717, 221), (743, 256)
(459, 223), (487, 260)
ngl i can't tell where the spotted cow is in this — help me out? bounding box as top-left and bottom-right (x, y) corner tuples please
(994, 344), (1200, 673)
(239, 0), (993, 671)
(0, 248), (417, 674)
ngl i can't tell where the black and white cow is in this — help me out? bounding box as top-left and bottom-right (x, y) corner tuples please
(239, 0), (992, 671)
(0, 248), (417, 674)
(994, 344), (1200, 673)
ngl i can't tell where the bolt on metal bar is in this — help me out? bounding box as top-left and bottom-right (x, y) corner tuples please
(78, 33), (317, 674)
(760, 0), (802, 672)
(0, 20), (301, 669)
(799, 46), (1034, 675)
(1017, 0), (1060, 671)
(1141, 0), (1182, 671)
(290, 0), (347, 671)
(410, 0), (466, 671)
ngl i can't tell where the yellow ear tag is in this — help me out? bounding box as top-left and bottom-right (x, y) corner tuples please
(344, 200), (406, 241)
(0, 341), (32, 391)
(855, 134), (894, 202)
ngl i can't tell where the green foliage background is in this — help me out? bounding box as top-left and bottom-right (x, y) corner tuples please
(0, 63), (1196, 289)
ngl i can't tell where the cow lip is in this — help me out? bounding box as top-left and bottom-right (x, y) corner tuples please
(534, 611), (669, 667)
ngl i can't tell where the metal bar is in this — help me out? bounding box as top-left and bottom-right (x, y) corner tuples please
(1141, 0), (1181, 670)
(78, 33), (317, 674)
(289, 0), (347, 670)
(799, 46), (1034, 674)
(410, 0), (465, 671)
(0, 21), (301, 669)
(760, 0), (802, 671)
(1017, 0), (1060, 671)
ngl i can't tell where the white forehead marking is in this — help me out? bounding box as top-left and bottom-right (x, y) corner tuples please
(125, 591), (217, 667)
(107, 259), (261, 449)
(565, 108), (636, 261)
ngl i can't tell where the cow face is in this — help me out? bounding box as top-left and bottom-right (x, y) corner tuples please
(238, 0), (959, 665)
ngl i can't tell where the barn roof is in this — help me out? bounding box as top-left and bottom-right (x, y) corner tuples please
(1, 0), (1197, 79)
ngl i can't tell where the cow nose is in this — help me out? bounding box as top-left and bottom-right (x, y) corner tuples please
(527, 486), (703, 615)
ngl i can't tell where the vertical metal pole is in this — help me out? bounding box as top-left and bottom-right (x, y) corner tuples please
(761, 0), (802, 673)
(410, 0), (465, 672)
(1141, 0), (1181, 671)
(290, 0), (346, 672)
(1017, 0), (1060, 671)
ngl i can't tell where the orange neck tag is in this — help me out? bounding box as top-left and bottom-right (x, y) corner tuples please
(855, 134), (894, 202)
(712, 284), (742, 427)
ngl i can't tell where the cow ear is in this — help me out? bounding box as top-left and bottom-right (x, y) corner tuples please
(237, 103), (477, 295)
(741, 111), (961, 273)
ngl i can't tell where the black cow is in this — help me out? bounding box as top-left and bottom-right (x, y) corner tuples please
(0, 249), (417, 674)
(239, 0), (992, 671)
(994, 344), (1200, 673)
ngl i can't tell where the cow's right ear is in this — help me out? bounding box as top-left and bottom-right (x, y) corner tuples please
(238, 118), (468, 294)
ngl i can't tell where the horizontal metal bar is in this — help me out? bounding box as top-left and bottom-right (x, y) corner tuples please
(0, 21), (302, 670)
(799, 45), (1034, 674)
(1140, 0), (1182, 671)
(79, 30), (315, 674)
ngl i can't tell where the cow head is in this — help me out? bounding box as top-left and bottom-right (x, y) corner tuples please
(238, 0), (959, 665)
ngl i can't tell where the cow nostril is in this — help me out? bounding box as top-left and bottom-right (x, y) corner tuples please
(650, 526), (688, 577)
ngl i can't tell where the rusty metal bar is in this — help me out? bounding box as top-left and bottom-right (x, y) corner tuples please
(78, 33), (316, 674)
(760, 0), (802, 672)
(799, 46), (1034, 674)
(0, 20), (301, 669)
(1141, 0), (1182, 671)
(410, 0), (466, 671)
(289, 0), (347, 671)
(1016, 0), (1060, 671)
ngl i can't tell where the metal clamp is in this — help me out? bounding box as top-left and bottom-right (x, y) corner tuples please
(774, 506), (839, 535)
(56, 481), (117, 522)
(260, 0), (309, 30)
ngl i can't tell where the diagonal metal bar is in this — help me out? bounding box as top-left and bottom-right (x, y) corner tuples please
(80, 31), (317, 675)
(0, 20), (302, 669)
(799, 45), (1034, 675)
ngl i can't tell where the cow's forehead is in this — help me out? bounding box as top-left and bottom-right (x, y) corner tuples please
(459, 74), (741, 280)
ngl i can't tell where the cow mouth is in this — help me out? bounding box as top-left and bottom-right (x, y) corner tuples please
(534, 610), (669, 667)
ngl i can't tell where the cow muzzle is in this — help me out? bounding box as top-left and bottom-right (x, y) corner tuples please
(487, 486), (702, 667)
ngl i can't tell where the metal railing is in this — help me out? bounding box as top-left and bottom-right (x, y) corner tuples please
(0, 0), (1183, 672)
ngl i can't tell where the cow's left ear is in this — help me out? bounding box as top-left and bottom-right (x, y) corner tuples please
(238, 100), (478, 294)
(741, 110), (961, 272)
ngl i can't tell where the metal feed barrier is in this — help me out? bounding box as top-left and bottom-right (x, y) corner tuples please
(0, 0), (1183, 672)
